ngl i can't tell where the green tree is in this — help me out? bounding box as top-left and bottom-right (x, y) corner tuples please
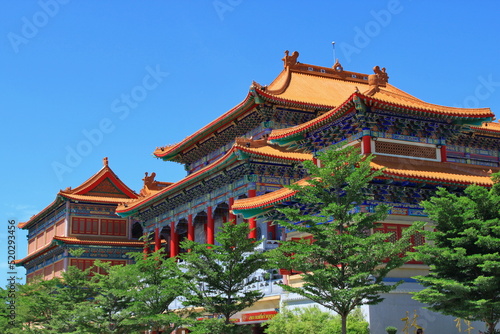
(118, 251), (187, 333)
(0, 278), (62, 334)
(269, 144), (421, 334)
(67, 260), (138, 334)
(180, 221), (267, 333)
(263, 306), (369, 334)
(3, 266), (96, 334)
(47, 264), (98, 333)
(412, 177), (500, 333)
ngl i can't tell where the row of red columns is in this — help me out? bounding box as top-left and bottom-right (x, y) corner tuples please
(146, 190), (257, 258)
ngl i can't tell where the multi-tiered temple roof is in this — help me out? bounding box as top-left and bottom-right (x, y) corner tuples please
(18, 158), (138, 230)
(119, 51), (500, 221)
(16, 158), (141, 269)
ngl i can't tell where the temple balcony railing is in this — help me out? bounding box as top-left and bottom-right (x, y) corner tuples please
(254, 239), (280, 251)
(168, 269), (284, 310)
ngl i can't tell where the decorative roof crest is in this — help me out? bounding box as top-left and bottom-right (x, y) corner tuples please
(143, 172), (157, 189)
(332, 59), (343, 72)
(282, 50), (300, 68)
(366, 66), (389, 96)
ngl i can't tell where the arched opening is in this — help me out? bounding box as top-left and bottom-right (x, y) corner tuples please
(160, 226), (170, 257)
(177, 218), (188, 253)
(214, 203), (229, 245)
(131, 222), (143, 239)
(193, 211), (207, 244)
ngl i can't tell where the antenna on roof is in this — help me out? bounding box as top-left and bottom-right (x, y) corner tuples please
(332, 41), (336, 65)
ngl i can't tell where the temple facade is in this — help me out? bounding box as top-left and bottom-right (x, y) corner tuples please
(116, 51), (500, 333)
(16, 158), (143, 282)
(20, 51), (498, 333)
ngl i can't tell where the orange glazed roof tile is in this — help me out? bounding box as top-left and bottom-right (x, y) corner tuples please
(231, 179), (309, 211)
(471, 121), (500, 135)
(59, 193), (137, 204)
(233, 138), (312, 161)
(153, 93), (257, 160)
(19, 158), (137, 230)
(366, 89), (492, 117)
(15, 237), (142, 266)
(14, 243), (58, 265)
(153, 51), (494, 161)
(269, 91), (493, 142)
(53, 236), (143, 247)
(370, 156), (496, 187)
(232, 157), (496, 213)
(60, 157), (137, 198)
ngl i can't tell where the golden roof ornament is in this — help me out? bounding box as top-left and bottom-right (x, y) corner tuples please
(282, 50), (299, 68)
(366, 66), (389, 96)
(332, 59), (343, 72)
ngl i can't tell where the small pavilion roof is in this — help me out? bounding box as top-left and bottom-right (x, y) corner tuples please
(117, 141), (312, 217)
(18, 158), (137, 229)
(232, 156), (497, 218)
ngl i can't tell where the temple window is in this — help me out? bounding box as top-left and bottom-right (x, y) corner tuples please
(71, 217), (99, 235)
(101, 219), (127, 236)
(373, 223), (424, 264)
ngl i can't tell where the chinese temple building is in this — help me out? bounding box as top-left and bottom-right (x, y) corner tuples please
(16, 158), (143, 282)
(117, 51), (500, 333)
(14, 49), (495, 333)
(116, 51), (500, 333)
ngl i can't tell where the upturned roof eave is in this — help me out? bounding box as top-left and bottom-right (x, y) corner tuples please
(18, 195), (66, 230)
(268, 92), (494, 145)
(118, 144), (312, 217)
(231, 169), (494, 218)
(66, 165), (138, 199)
(152, 87), (336, 163)
(153, 92), (257, 162)
(117, 148), (242, 216)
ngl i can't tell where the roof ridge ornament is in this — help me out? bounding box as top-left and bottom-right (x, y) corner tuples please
(103, 157), (109, 167)
(235, 137), (268, 148)
(282, 50), (300, 68)
(332, 59), (343, 72)
(366, 66), (389, 96)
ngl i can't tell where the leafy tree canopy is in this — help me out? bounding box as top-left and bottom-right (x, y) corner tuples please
(413, 175), (500, 333)
(268, 144), (422, 334)
(180, 221), (267, 332)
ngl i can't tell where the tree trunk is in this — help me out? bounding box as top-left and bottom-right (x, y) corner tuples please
(341, 313), (347, 334)
(487, 321), (495, 333)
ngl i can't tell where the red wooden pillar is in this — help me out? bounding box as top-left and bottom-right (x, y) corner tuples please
(154, 227), (161, 252)
(207, 206), (214, 245)
(170, 221), (179, 258)
(248, 189), (257, 239)
(187, 214), (194, 241)
(229, 197), (236, 224)
(170, 221), (178, 258)
(440, 145), (447, 162)
(143, 233), (150, 258)
(362, 135), (372, 154)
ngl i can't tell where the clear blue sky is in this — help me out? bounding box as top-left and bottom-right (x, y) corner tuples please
(1, 1), (500, 284)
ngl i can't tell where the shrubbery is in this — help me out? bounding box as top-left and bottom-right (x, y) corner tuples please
(263, 306), (369, 334)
